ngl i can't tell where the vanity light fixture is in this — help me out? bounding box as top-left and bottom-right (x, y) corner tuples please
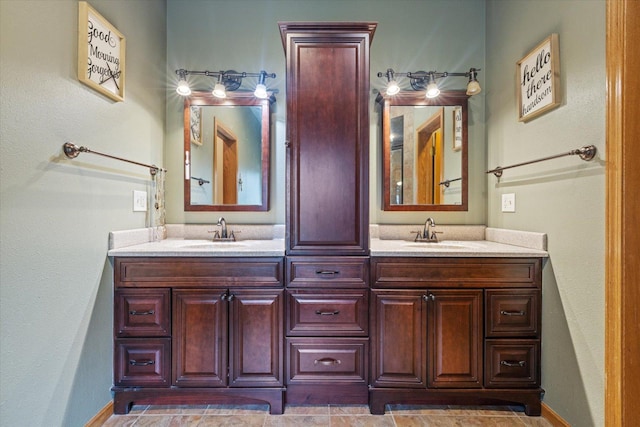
(175, 69), (276, 98)
(377, 68), (481, 97)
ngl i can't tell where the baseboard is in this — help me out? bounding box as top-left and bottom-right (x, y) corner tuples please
(542, 402), (571, 427)
(84, 401), (113, 427)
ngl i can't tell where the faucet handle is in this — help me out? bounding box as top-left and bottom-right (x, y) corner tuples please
(208, 230), (221, 240)
(411, 230), (422, 242)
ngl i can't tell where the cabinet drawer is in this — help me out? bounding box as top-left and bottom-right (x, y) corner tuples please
(286, 338), (368, 384)
(486, 290), (540, 337)
(484, 340), (540, 388)
(286, 289), (368, 336)
(371, 257), (541, 288)
(287, 257), (369, 288)
(114, 338), (170, 387)
(115, 289), (170, 337)
(114, 257), (283, 288)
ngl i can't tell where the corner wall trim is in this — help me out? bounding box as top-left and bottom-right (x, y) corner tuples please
(84, 401), (113, 427)
(542, 402), (571, 427)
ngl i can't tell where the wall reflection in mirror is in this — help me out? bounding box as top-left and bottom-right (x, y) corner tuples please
(184, 92), (272, 211)
(378, 91), (468, 211)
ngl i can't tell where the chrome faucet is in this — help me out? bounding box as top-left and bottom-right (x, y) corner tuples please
(415, 217), (439, 242)
(217, 217), (228, 239)
(210, 217), (236, 241)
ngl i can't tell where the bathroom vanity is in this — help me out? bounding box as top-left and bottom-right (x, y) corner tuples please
(108, 226), (547, 416)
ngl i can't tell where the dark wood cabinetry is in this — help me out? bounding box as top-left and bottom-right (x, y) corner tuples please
(112, 257), (285, 415)
(279, 21), (376, 256)
(369, 257), (543, 416)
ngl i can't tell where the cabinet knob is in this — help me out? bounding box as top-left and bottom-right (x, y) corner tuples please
(285, 140), (291, 148)
(423, 294), (435, 301)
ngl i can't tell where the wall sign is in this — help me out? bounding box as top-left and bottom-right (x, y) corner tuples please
(77, 1), (126, 102)
(517, 33), (559, 122)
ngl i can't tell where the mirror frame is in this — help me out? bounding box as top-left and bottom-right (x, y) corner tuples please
(378, 90), (469, 211)
(184, 91), (273, 211)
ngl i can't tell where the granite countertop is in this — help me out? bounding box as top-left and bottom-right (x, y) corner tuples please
(107, 224), (548, 258)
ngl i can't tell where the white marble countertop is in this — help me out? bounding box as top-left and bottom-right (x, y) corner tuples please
(369, 238), (548, 258)
(108, 238), (286, 257)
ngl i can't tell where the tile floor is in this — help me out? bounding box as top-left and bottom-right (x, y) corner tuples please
(101, 404), (554, 426)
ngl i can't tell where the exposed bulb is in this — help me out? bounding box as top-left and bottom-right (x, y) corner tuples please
(425, 81), (440, 98)
(212, 83), (226, 98)
(386, 80), (400, 96)
(254, 83), (268, 99)
(176, 79), (191, 96)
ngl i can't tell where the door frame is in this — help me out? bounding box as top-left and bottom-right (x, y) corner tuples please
(605, 0), (640, 425)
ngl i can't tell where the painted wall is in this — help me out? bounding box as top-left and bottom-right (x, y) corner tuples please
(165, 0), (486, 226)
(485, 1), (605, 425)
(0, 0), (166, 425)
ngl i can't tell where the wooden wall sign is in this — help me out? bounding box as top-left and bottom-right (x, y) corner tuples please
(78, 1), (126, 102)
(517, 34), (560, 122)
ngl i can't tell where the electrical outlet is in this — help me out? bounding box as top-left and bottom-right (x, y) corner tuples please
(133, 190), (147, 212)
(502, 193), (516, 213)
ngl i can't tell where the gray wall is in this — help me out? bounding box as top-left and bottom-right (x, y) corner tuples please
(166, 0), (486, 226)
(486, 1), (605, 425)
(0, 0), (166, 425)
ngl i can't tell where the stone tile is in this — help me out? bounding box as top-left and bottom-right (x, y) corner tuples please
(128, 405), (149, 415)
(329, 404), (372, 415)
(446, 416), (526, 426)
(393, 415), (454, 427)
(517, 416), (554, 427)
(331, 414), (396, 426)
(205, 404), (270, 415)
(142, 405), (208, 415)
(282, 404), (330, 415)
(100, 415), (138, 427)
(264, 414), (331, 426)
(444, 406), (517, 416)
(132, 415), (202, 427)
(387, 404), (450, 415)
(197, 414), (266, 426)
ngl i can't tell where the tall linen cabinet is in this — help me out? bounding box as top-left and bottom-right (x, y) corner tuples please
(279, 22), (376, 404)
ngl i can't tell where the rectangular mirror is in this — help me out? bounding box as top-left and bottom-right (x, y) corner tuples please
(378, 91), (468, 211)
(184, 92), (272, 211)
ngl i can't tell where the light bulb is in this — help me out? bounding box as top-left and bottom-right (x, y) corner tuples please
(466, 80), (481, 95)
(386, 80), (400, 95)
(212, 83), (226, 98)
(425, 81), (440, 98)
(176, 79), (191, 96)
(254, 83), (268, 99)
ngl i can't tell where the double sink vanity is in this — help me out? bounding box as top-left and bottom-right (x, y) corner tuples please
(108, 223), (547, 416)
(108, 21), (548, 418)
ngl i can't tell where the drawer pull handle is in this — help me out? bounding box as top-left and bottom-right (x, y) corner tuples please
(314, 358), (341, 366)
(129, 310), (155, 316)
(315, 310), (340, 316)
(316, 270), (340, 276)
(129, 359), (155, 366)
(500, 360), (526, 367)
(500, 310), (525, 316)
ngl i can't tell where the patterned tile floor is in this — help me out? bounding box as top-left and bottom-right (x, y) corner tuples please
(101, 404), (554, 426)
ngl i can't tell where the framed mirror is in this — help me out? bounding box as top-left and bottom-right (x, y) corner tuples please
(184, 91), (273, 211)
(378, 91), (469, 211)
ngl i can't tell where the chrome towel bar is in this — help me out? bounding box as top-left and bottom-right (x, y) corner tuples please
(63, 142), (166, 176)
(487, 145), (596, 178)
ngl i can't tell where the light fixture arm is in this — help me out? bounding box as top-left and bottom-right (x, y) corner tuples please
(377, 67), (481, 95)
(174, 68), (276, 96)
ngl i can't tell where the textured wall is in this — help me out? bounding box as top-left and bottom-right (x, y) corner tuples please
(0, 0), (166, 425)
(166, 0), (486, 226)
(485, 1), (605, 425)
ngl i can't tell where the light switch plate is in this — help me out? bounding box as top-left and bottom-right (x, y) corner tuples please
(502, 193), (516, 213)
(133, 190), (147, 212)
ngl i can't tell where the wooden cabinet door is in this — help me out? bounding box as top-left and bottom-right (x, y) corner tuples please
(228, 289), (283, 387)
(172, 290), (228, 387)
(427, 289), (482, 388)
(371, 290), (426, 387)
(280, 22), (376, 256)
